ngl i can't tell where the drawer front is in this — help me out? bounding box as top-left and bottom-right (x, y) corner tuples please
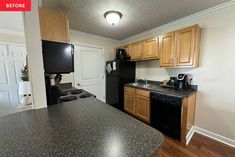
(124, 86), (135, 93)
(136, 89), (150, 97)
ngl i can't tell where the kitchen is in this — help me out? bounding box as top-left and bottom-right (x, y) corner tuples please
(0, 0), (235, 156)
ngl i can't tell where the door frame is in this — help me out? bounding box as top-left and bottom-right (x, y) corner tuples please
(72, 42), (105, 102)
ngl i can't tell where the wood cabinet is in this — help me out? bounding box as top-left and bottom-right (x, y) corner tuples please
(135, 94), (150, 123)
(116, 38), (159, 61)
(159, 32), (175, 67)
(124, 85), (197, 145)
(143, 37), (159, 60)
(117, 24), (201, 68)
(159, 25), (201, 67)
(175, 25), (201, 67)
(124, 87), (136, 115)
(124, 86), (150, 123)
(181, 93), (197, 145)
(38, 7), (69, 43)
(130, 41), (143, 60)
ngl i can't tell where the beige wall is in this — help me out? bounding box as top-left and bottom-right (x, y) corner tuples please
(0, 33), (25, 44)
(121, 5), (235, 140)
(70, 30), (119, 61)
(61, 30), (120, 85)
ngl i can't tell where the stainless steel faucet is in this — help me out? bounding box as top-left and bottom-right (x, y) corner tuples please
(144, 78), (148, 85)
(135, 77), (139, 83)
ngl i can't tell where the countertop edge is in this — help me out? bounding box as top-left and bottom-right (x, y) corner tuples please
(125, 84), (197, 98)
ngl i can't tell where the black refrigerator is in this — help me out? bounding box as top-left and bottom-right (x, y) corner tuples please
(106, 60), (136, 111)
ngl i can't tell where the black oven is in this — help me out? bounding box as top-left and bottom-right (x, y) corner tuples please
(150, 92), (182, 140)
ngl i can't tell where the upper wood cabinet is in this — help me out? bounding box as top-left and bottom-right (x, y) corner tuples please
(143, 37), (159, 60)
(159, 25), (201, 68)
(175, 25), (201, 67)
(38, 7), (69, 43)
(130, 41), (143, 60)
(159, 32), (175, 67)
(122, 37), (159, 61)
(115, 24), (200, 68)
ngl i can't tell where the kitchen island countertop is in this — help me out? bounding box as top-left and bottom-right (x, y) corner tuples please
(0, 97), (164, 157)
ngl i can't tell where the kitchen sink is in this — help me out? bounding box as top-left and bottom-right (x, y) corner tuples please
(130, 82), (152, 88)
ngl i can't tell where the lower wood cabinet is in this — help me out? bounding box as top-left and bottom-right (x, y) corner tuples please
(135, 95), (150, 123)
(124, 85), (197, 146)
(124, 86), (150, 123)
(124, 91), (136, 115)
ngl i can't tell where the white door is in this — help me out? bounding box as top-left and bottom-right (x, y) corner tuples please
(0, 44), (26, 111)
(74, 45), (104, 101)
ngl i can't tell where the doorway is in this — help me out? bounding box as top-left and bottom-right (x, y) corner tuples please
(74, 44), (105, 101)
(0, 43), (30, 117)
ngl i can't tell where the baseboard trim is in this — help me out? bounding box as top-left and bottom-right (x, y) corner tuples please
(186, 126), (195, 145)
(193, 126), (235, 148)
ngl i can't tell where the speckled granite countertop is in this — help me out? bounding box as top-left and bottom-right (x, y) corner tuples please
(126, 82), (197, 98)
(0, 97), (164, 157)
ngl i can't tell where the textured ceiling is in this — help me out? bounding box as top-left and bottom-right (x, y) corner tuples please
(42, 0), (230, 40)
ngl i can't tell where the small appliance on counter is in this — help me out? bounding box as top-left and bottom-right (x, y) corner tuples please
(175, 74), (189, 91)
(160, 77), (177, 88)
(116, 48), (129, 61)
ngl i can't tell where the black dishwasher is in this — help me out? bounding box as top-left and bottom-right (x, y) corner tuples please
(150, 92), (182, 140)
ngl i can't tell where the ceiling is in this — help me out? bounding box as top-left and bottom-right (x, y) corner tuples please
(42, 0), (230, 40)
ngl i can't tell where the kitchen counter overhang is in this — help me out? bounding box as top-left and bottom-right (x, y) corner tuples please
(0, 97), (164, 157)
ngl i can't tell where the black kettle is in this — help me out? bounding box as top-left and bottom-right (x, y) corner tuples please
(116, 48), (127, 61)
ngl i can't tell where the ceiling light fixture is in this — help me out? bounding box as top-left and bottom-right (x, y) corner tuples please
(104, 10), (122, 26)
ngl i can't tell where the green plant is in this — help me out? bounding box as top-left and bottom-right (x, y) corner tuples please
(20, 66), (29, 81)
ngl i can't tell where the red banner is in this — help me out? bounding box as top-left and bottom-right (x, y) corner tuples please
(0, 0), (31, 11)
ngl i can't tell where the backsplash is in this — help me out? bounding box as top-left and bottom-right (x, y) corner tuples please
(136, 60), (199, 85)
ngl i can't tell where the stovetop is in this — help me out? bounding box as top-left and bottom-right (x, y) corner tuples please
(60, 89), (95, 102)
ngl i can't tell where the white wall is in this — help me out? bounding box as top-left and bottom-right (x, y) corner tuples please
(61, 30), (120, 85)
(0, 12), (25, 44)
(0, 33), (25, 44)
(121, 4), (235, 140)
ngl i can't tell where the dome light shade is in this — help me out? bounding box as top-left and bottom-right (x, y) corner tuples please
(104, 11), (122, 26)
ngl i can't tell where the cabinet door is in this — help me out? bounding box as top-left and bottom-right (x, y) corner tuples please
(39, 7), (69, 43)
(136, 95), (150, 123)
(175, 25), (199, 67)
(130, 41), (143, 60)
(124, 92), (136, 114)
(143, 38), (159, 59)
(159, 32), (175, 67)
